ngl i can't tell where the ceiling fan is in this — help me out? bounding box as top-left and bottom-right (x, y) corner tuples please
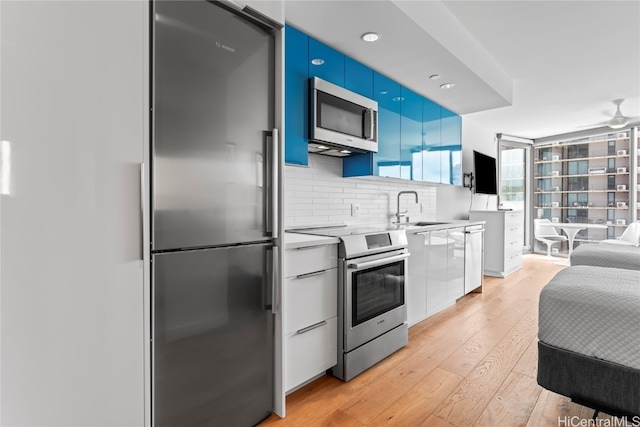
(600, 99), (639, 129)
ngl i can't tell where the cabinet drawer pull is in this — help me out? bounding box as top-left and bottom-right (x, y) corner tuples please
(296, 270), (328, 279)
(296, 320), (327, 335)
(293, 244), (326, 250)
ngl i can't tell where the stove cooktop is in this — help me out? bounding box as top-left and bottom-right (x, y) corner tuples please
(288, 225), (408, 258)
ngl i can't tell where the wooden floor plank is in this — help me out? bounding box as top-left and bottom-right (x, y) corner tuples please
(473, 371), (542, 427)
(419, 414), (457, 427)
(513, 337), (539, 379)
(437, 305), (528, 377)
(367, 368), (463, 427)
(431, 311), (539, 426)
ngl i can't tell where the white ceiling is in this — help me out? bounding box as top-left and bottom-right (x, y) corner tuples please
(284, 0), (640, 140)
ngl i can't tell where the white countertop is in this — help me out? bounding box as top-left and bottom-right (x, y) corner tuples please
(398, 219), (485, 234)
(283, 232), (340, 250)
(284, 220), (485, 247)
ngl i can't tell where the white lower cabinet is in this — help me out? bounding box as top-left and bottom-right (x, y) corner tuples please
(425, 227), (465, 316)
(284, 243), (338, 392)
(285, 317), (337, 391)
(407, 225), (482, 326)
(469, 211), (523, 277)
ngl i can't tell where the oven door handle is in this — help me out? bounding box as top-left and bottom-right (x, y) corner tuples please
(348, 253), (410, 270)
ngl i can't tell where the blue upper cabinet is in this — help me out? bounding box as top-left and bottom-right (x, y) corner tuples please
(284, 26), (463, 184)
(308, 38), (345, 87)
(344, 57), (373, 99)
(284, 25), (309, 166)
(441, 107), (462, 185)
(422, 98), (442, 183)
(400, 86), (423, 180)
(373, 72), (401, 178)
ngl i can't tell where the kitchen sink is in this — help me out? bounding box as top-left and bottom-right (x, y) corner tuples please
(412, 221), (449, 226)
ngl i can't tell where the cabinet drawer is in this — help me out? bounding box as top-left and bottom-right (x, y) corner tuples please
(285, 244), (337, 278)
(284, 269), (337, 335)
(285, 316), (337, 391)
(504, 212), (523, 228)
(504, 225), (522, 243)
(504, 250), (522, 272)
(505, 237), (523, 255)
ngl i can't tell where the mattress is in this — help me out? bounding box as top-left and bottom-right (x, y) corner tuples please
(538, 266), (640, 370)
(570, 243), (640, 270)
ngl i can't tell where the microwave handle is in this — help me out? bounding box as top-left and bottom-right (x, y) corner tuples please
(363, 108), (375, 140)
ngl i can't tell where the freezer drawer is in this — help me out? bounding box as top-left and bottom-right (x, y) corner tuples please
(152, 243), (274, 427)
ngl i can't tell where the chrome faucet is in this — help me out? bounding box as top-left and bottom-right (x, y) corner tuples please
(396, 191), (419, 223)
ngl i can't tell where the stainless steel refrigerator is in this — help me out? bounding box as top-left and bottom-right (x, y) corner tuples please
(151, 1), (279, 426)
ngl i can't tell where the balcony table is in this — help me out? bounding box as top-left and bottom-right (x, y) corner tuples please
(552, 223), (608, 254)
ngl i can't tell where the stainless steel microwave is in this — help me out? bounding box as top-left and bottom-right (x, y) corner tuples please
(309, 77), (378, 156)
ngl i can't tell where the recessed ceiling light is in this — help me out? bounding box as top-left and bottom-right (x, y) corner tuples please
(317, 145), (329, 150)
(361, 32), (380, 42)
(429, 74), (441, 80)
(392, 96), (405, 102)
(440, 83), (455, 89)
(379, 90), (388, 95)
(311, 58), (325, 66)
(340, 149), (351, 154)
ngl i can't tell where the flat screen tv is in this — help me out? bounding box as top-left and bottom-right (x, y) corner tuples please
(473, 150), (497, 195)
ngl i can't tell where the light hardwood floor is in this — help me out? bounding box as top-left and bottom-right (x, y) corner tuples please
(260, 254), (631, 427)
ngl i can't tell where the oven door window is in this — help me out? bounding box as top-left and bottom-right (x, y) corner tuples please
(352, 260), (404, 326)
(317, 91), (364, 138)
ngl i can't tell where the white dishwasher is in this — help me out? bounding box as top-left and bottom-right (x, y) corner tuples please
(464, 224), (485, 294)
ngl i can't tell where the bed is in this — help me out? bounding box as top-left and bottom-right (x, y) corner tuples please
(538, 265), (640, 417)
(570, 243), (640, 271)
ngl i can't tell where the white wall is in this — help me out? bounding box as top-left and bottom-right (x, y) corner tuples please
(437, 116), (499, 219)
(285, 154), (437, 228)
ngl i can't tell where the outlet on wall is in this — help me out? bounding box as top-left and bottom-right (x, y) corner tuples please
(351, 203), (360, 217)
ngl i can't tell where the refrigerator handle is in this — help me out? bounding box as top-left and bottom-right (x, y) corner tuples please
(271, 128), (279, 239)
(266, 246), (279, 314)
(139, 162), (145, 261)
(272, 246), (279, 315)
(265, 129), (279, 239)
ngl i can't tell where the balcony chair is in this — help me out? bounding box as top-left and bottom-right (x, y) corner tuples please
(600, 221), (640, 247)
(534, 218), (568, 257)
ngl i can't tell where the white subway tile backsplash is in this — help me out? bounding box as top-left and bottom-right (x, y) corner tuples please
(284, 154), (438, 228)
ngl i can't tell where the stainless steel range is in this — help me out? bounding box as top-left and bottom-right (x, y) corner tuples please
(291, 226), (409, 381)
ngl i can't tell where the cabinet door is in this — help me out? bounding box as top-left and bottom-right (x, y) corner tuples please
(308, 37), (345, 86)
(440, 107), (462, 185)
(0, 2), (146, 425)
(373, 72), (402, 177)
(422, 98), (442, 183)
(426, 230), (449, 315)
(464, 227), (484, 294)
(447, 227), (466, 301)
(284, 25), (309, 165)
(400, 86), (423, 180)
(344, 57), (373, 98)
(407, 233), (428, 326)
(342, 61), (375, 178)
